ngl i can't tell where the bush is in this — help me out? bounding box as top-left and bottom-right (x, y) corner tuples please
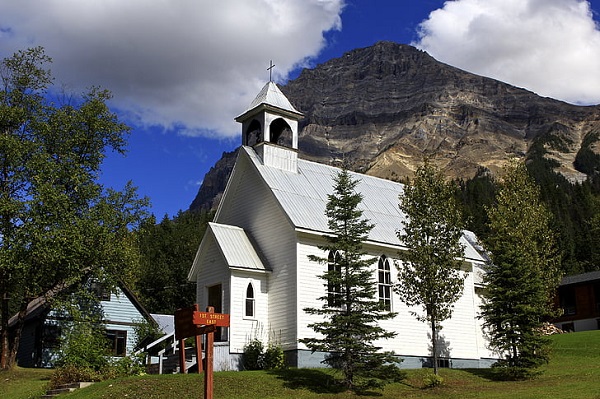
(50, 365), (102, 388)
(55, 322), (111, 371)
(242, 339), (264, 370)
(50, 355), (147, 389)
(263, 343), (285, 370)
(422, 372), (444, 388)
(243, 339), (286, 370)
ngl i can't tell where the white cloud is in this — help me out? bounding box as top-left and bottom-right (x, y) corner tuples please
(414, 0), (600, 105)
(0, 0), (344, 137)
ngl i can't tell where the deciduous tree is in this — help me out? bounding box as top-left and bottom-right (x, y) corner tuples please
(395, 161), (465, 375)
(0, 47), (148, 369)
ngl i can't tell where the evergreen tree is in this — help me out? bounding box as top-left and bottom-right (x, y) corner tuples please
(395, 161), (466, 375)
(481, 160), (561, 380)
(301, 169), (400, 392)
(134, 210), (210, 314)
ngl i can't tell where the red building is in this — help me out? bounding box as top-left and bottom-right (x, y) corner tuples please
(554, 271), (600, 332)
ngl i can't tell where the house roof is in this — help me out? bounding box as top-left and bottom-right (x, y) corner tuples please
(560, 270), (600, 286)
(208, 222), (268, 272)
(6, 280), (155, 329)
(235, 82), (302, 121)
(189, 222), (269, 280)
(241, 146), (486, 262)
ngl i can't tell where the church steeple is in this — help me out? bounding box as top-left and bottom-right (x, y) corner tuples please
(235, 81), (303, 150)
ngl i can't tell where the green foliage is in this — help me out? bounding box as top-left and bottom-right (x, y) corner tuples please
(481, 160), (561, 378)
(457, 159), (600, 276)
(242, 339), (285, 371)
(263, 343), (285, 370)
(53, 290), (110, 372)
(56, 321), (111, 371)
(107, 354), (147, 378)
(49, 364), (103, 388)
(396, 160), (465, 375)
(132, 317), (163, 349)
(134, 210), (210, 314)
(422, 371), (444, 388)
(574, 132), (600, 175)
(301, 169), (400, 392)
(0, 47), (149, 369)
(242, 339), (264, 370)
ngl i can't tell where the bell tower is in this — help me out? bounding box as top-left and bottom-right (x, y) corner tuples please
(235, 80), (303, 172)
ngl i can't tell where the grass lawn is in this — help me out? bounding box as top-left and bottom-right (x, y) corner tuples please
(0, 367), (53, 399)
(3, 330), (600, 398)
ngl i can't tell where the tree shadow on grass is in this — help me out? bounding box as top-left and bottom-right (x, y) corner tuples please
(462, 368), (500, 381)
(267, 369), (346, 394)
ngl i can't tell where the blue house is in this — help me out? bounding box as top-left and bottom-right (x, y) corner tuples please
(10, 282), (156, 368)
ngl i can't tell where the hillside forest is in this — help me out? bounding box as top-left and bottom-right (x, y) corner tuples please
(133, 156), (600, 315)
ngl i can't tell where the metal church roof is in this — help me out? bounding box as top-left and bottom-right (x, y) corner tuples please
(236, 81), (302, 120)
(241, 146), (486, 262)
(208, 222), (268, 272)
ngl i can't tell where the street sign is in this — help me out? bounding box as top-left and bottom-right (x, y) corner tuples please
(193, 311), (230, 327)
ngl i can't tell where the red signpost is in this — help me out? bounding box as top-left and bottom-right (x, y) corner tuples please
(174, 305), (230, 399)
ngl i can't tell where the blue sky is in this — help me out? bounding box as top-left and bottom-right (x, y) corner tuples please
(2, 0), (600, 218)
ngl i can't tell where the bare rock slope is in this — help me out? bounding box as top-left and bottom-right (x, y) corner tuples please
(190, 42), (600, 211)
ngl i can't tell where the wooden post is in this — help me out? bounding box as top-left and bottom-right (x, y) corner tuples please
(194, 303), (203, 373)
(204, 306), (215, 399)
(195, 334), (203, 373)
(178, 338), (187, 374)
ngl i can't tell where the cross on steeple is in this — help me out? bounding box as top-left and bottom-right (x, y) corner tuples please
(267, 60), (275, 82)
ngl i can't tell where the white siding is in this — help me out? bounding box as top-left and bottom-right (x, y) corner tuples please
(217, 153), (298, 350)
(195, 233), (231, 337)
(229, 271), (269, 353)
(296, 234), (493, 361)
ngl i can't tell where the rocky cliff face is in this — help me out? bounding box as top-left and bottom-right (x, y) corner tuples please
(190, 41), (600, 211)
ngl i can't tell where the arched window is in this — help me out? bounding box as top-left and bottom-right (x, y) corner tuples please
(245, 120), (262, 146)
(269, 118), (292, 147)
(378, 255), (392, 311)
(328, 250), (342, 307)
(245, 283), (255, 318)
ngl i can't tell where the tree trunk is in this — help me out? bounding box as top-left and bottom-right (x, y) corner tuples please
(1, 295), (29, 369)
(1, 293), (10, 370)
(431, 319), (439, 375)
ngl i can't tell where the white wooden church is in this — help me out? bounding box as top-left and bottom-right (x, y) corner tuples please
(188, 81), (496, 370)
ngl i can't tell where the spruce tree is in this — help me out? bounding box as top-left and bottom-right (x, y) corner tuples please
(301, 169), (400, 392)
(395, 161), (466, 375)
(481, 160), (561, 380)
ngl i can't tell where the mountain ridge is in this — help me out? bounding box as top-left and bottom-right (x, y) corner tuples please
(190, 41), (600, 212)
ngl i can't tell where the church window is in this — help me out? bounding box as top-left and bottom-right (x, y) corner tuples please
(270, 118), (292, 147)
(245, 283), (255, 318)
(246, 120), (262, 146)
(378, 255), (392, 311)
(328, 250), (342, 307)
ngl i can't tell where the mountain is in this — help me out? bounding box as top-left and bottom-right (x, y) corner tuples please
(190, 41), (600, 212)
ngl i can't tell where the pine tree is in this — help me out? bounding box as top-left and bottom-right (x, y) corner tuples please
(395, 161), (466, 375)
(481, 160), (561, 380)
(301, 169), (400, 392)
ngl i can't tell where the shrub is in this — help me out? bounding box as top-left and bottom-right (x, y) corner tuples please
(242, 339), (264, 370)
(50, 365), (102, 388)
(55, 322), (111, 371)
(422, 372), (444, 388)
(243, 339), (286, 370)
(263, 343), (285, 370)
